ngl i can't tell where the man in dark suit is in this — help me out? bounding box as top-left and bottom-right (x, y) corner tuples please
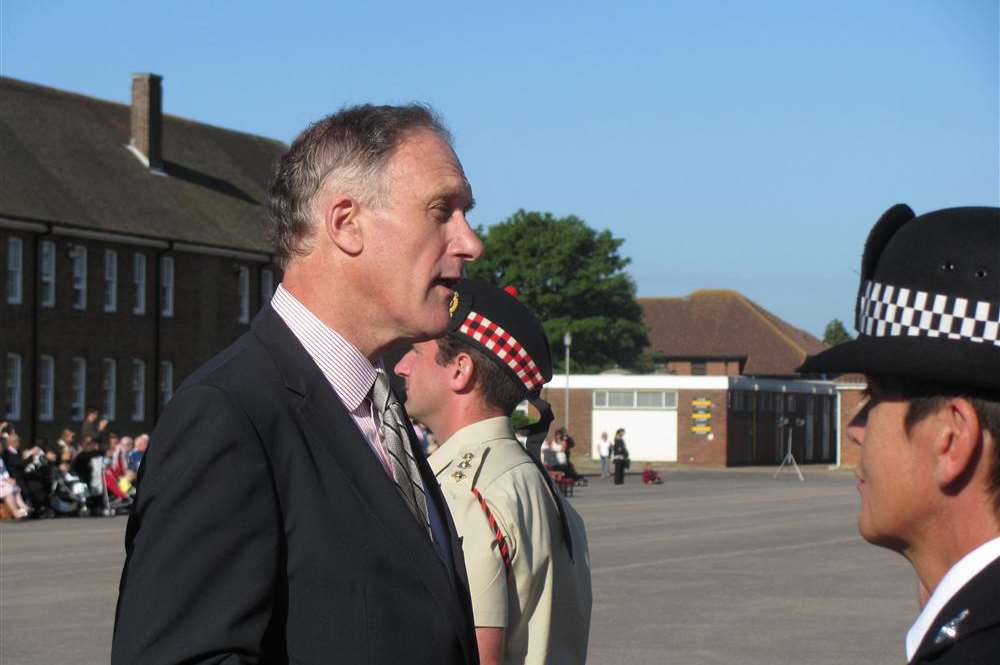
(112, 105), (484, 664)
(800, 205), (1000, 664)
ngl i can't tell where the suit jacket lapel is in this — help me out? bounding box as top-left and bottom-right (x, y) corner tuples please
(250, 306), (476, 661)
(910, 555), (1000, 663)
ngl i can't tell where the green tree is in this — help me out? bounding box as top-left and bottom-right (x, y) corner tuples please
(823, 319), (853, 346)
(467, 210), (648, 373)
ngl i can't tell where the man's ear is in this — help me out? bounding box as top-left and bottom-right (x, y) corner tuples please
(933, 397), (983, 489)
(322, 193), (364, 255)
(450, 352), (477, 393)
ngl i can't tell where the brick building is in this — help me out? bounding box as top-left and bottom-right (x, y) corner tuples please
(0, 75), (285, 445)
(543, 290), (866, 467)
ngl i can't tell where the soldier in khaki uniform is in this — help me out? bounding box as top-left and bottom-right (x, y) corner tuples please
(394, 279), (592, 665)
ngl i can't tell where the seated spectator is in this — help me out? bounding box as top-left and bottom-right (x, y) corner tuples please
(642, 463), (663, 485)
(56, 428), (77, 456)
(127, 434), (148, 473)
(2, 430), (49, 515)
(71, 437), (103, 491)
(0, 456), (30, 519)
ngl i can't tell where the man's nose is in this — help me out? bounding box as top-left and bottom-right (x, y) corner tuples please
(453, 215), (483, 261)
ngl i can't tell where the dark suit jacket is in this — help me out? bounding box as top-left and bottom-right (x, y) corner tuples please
(910, 554), (1000, 664)
(112, 305), (479, 665)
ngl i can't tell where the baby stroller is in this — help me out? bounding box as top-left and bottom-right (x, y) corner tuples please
(49, 468), (90, 516)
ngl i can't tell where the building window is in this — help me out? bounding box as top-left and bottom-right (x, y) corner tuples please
(608, 390), (635, 408)
(593, 389), (678, 410)
(71, 357), (86, 422)
(4, 353), (22, 419)
(160, 255), (174, 317)
(38, 355), (55, 421)
(691, 361), (707, 376)
(159, 361), (174, 409)
(133, 253), (146, 315)
(39, 240), (56, 307)
(6, 237), (23, 305)
(131, 359), (145, 421)
(102, 358), (116, 421)
(238, 266), (250, 323)
(260, 268), (274, 309)
(104, 249), (118, 312)
(71, 245), (87, 310)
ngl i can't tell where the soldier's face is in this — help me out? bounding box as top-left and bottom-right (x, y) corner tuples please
(393, 340), (452, 431)
(847, 379), (936, 552)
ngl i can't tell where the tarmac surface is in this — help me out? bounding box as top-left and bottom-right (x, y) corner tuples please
(1, 467), (916, 665)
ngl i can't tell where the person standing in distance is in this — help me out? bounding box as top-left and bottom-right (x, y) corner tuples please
(611, 428), (628, 485)
(394, 279), (592, 665)
(112, 105), (483, 665)
(800, 204), (1000, 664)
(597, 431), (611, 478)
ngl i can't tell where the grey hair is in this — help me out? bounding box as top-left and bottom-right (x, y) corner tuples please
(268, 104), (452, 269)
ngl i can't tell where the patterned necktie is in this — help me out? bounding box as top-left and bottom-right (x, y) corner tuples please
(371, 370), (433, 541)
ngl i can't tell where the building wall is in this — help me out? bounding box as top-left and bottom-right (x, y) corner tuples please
(676, 389), (728, 465)
(662, 359), (741, 376)
(540, 387), (594, 457)
(837, 386), (866, 467)
(0, 228), (278, 445)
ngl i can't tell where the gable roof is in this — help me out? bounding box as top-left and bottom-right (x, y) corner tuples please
(639, 289), (828, 375)
(0, 77), (286, 253)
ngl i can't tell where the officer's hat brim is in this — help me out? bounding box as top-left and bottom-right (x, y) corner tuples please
(799, 334), (1000, 391)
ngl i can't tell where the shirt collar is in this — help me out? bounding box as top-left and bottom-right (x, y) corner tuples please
(428, 416), (515, 476)
(905, 534), (1000, 661)
(271, 284), (378, 410)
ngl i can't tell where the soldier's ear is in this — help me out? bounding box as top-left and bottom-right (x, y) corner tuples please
(451, 351), (476, 393)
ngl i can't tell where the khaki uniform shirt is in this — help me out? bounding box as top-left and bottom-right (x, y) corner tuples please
(430, 417), (592, 665)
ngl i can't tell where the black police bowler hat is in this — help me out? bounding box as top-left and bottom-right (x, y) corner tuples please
(799, 205), (1000, 390)
(446, 279), (553, 397)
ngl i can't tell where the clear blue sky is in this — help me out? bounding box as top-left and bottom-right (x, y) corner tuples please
(3, 0), (997, 338)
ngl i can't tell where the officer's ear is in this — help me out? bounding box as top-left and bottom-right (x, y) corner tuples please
(450, 351), (477, 394)
(932, 397), (983, 490)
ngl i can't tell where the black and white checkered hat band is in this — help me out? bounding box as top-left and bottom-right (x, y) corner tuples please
(857, 280), (1000, 347)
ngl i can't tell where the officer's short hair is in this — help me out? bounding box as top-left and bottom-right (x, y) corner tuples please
(871, 374), (1000, 517)
(435, 336), (524, 415)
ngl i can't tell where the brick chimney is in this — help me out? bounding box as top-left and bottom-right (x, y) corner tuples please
(129, 73), (163, 171)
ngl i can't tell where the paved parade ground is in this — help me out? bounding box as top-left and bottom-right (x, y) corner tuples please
(1, 468), (915, 665)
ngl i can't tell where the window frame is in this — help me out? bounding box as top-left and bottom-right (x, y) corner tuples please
(71, 357), (86, 422)
(159, 360), (174, 409)
(238, 265), (250, 324)
(71, 245), (88, 310)
(593, 389), (679, 410)
(6, 237), (23, 305)
(160, 255), (174, 317)
(38, 354), (55, 421)
(102, 357), (117, 421)
(103, 249), (118, 312)
(39, 239), (56, 307)
(131, 359), (145, 422)
(133, 252), (146, 315)
(4, 353), (22, 420)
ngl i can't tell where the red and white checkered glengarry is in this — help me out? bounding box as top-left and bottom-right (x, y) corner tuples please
(459, 311), (546, 391)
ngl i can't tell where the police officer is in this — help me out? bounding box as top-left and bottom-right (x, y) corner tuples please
(394, 279), (592, 665)
(800, 204), (1000, 664)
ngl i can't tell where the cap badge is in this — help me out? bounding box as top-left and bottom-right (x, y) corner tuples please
(448, 292), (460, 318)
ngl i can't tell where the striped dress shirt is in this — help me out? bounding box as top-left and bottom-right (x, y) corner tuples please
(271, 284), (395, 478)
